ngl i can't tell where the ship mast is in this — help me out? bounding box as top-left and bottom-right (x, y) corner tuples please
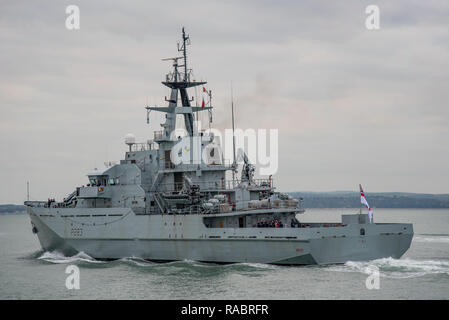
(179, 27), (189, 84)
(146, 28), (211, 141)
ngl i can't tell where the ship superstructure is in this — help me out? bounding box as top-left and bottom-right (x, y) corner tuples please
(25, 29), (413, 265)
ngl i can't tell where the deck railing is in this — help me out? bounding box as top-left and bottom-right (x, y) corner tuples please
(24, 201), (74, 209)
(158, 178), (273, 193)
(130, 142), (156, 152)
(154, 130), (165, 140)
(154, 197), (303, 215)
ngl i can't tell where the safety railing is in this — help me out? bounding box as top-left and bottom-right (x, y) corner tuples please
(130, 142), (156, 152)
(154, 130), (165, 140)
(24, 200), (75, 209)
(157, 178), (273, 193)
(24, 201), (47, 208)
(164, 70), (193, 83)
(154, 196), (303, 215)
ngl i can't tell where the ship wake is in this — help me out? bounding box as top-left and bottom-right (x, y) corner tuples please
(326, 257), (449, 279)
(34, 251), (278, 274)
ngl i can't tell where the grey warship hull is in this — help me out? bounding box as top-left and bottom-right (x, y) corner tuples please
(25, 29), (413, 266)
(28, 207), (413, 265)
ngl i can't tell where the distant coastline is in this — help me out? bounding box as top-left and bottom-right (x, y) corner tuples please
(1, 192), (449, 214)
(0, 204), (26, 214)
(289, 192), (449, 209)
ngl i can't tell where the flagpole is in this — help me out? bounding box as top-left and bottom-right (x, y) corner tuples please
(231, 82), (236, 183)
(208, 89), (212, 129)
(194, 85), (198, 123)
(359, 184), (373, 223)
(359, 184), (362, 215)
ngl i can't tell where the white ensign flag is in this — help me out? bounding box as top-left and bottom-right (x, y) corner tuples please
(360, 184), (373, 223)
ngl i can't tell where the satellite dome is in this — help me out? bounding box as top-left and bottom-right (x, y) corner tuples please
(124, 133), (136, 146)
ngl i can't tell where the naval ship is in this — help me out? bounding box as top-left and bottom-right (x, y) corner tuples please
(25, 29), (413, 265)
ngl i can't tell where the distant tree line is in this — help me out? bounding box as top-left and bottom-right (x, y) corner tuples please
(0, 204), (26, 214)
(289, 192), (449, 209)
(1, 191), (449, 213)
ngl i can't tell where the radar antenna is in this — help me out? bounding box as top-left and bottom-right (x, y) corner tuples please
(162, 56), (183, 82)
(177, 27), (190, 82)
(162, 57), (184, 61)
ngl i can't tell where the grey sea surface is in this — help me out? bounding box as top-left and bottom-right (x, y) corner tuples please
(0, 208), (448, 299)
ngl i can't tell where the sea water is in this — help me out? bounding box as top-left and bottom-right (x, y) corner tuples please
(0, 209), (448, 299)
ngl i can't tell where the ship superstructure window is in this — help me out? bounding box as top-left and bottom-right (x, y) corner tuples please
(360, 228), (365, 236)
(88, 175), (108, 186)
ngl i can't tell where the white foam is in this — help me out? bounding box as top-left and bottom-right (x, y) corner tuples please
(118, 257), (157, 267)
(234, 262), (279, 270)
(327, 257), (449, 279)
(38, 251), (104, 264)
(118, 258), (204, 267)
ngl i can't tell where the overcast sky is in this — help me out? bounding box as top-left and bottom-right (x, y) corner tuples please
(1, 0), (448, 204)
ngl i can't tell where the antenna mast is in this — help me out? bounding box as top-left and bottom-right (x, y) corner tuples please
(178, 27), (190, 82)
(231, 82), (236, 182)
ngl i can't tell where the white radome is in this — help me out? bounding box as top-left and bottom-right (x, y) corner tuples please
(124, 133), (136, 146)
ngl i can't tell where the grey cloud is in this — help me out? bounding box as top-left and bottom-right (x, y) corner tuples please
(1, 0), (448, 204)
